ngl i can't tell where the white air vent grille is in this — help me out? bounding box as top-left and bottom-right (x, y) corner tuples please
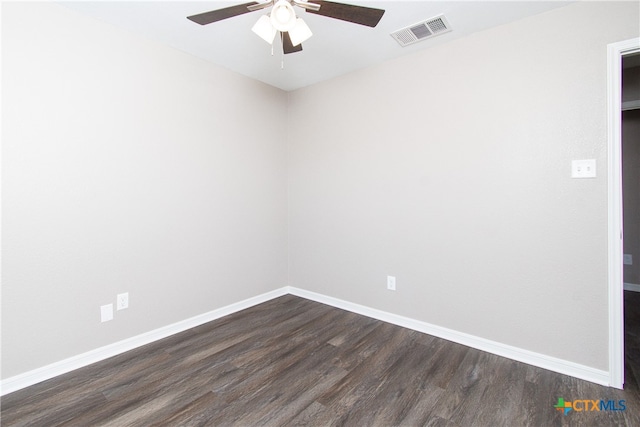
(391, 15), (452, 47)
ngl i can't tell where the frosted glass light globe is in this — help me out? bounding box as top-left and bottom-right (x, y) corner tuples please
(270, 0), (296, 32)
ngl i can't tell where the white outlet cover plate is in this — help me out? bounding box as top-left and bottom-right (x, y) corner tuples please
(571, 159), (596, 178)
(117, 292), (129, 310)
(101, 304), (114, 322)
(387, 276), (396, 291)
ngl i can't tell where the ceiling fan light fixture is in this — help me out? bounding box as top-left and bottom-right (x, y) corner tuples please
(252, 15), (277, 44)
(270, 0), (297, 32)
(288, 18), (312, 46)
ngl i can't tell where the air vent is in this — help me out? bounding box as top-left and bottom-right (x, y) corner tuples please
(391, 15), (452, 47)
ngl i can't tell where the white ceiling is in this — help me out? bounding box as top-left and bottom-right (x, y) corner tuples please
(58, 1), (573, 91)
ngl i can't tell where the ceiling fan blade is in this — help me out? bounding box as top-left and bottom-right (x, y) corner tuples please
(282, 32), (303, 54)
(306, 1), (384, 27)
(247, 1), (275, 12)
(187, 2), (260, 25)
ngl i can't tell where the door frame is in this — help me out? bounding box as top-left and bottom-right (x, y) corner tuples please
(607, 37), (640, 390)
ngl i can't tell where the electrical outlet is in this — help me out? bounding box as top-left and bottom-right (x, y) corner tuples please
(571, 159), (596, 178)
(117, 292), (129, 311)
(624, 254), (633, 265)
(387, 276), (396, 291)
(101, 304), (113, 322)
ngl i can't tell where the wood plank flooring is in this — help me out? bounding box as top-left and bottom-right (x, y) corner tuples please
(2, 293), (640, 426)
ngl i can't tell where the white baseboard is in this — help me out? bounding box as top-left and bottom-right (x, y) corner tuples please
(287, 287), (611, 387)
(624, 282), (640, 292)
(0, 287), (289, 396)
(1, 285), (612, 395)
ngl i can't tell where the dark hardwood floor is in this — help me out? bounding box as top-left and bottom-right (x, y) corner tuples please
(2, 293), (640, 426)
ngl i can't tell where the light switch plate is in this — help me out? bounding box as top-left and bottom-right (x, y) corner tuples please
(624, 254), (633, 265)
(572, 159), (596, 178)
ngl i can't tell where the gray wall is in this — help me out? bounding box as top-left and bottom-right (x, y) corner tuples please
(3, 0), (640, 381)
(623, 65), (640, 103)
(287, 1), (639, 371)
(2, 2), (288, 378)
(623, 109), (640, 286)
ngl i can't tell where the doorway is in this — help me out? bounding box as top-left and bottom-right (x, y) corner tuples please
(608, 38), (640, 390)
(622, 52), (640, 393)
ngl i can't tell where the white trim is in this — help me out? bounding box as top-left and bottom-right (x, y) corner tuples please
(288, 287), (611, 387)
(624, 283), (640, 293)
(607, 37), (640, 390)
(0, 287), (289, 396)
(2, 285), (615, 395)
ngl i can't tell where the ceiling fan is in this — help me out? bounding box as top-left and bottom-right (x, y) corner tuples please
(187, 0), (385, 54)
